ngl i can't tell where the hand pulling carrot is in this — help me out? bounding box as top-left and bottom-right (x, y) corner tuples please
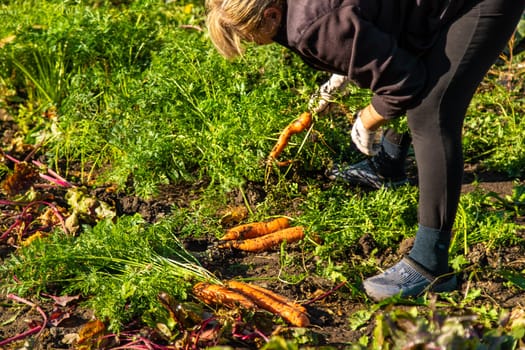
(268, 112), (312, 166)
(192, 282), (257, 310)
(220, 217), (290, 241)
(226, 280), (310, 327)
(219, 226), (305, 252)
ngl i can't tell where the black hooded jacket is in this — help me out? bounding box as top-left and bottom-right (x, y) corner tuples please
(273, 0), (466, 118)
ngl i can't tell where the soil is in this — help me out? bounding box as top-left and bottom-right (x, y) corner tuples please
(1, 115), (525, 349)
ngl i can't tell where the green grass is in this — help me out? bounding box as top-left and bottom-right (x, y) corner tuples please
(1, 0), (353, 196)
(464, 75), (525, 177)
(1, 0), (524, 347)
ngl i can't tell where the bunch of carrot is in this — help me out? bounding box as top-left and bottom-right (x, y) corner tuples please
(218, 217), (305, 252)
(267, 112), (313, 167)
(192, 280), (309, 327)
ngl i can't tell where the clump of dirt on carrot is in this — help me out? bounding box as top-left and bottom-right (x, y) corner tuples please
(268, 112), (312, 166)
(192, 280), (310, 328)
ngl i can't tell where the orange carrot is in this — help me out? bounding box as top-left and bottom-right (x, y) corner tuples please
(268, 112), (312, 166)
(226, 280), (310, 327)
(192, 282), (257, 310)
(226, 280), (307, 314)
(220, 217), (291, 241)
(219, 226), (305, 252)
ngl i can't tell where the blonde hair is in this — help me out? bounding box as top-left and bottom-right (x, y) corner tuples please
(205, 0), (282, 59)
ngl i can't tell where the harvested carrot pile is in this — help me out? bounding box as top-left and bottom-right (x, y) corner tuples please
(193, 280), (310, 327)
(218, 218), (305, 252)
(268, 112), (312, 166)
(219, 227), (305, 252)
(220, 217), (290, 241)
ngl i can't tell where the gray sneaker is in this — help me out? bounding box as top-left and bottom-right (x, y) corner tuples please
(328, 159), (409, 189)
(363, 256), (457, 302)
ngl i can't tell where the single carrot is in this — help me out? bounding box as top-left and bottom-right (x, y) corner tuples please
(226, 280), (307, 314)
(192, 282), (257, 310)
(268, 112), (312, 166)
(226, 280), (310, 327)
(220, 217), (290, 241)
(219, 226), (305, 252)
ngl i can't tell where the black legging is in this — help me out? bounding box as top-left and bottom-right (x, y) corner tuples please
(406, 0), (525, 232)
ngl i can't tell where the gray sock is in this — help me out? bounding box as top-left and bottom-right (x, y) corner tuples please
(408, 225), (451, 275)
(381, 129), (411, 160)
(374, 129), (411, 179)
(382, 135), (402, 159)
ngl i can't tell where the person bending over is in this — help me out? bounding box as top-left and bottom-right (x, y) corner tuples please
(204, 0), (525, 301)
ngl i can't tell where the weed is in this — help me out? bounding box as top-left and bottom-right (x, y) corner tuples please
(451, 188), (523, 256)
(464, 68), (525, 177)
(300, 184), (419, 260)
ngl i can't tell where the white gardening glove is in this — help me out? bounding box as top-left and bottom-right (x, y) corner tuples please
(308, 73), (349, 114)
(351, 111), (381, 156)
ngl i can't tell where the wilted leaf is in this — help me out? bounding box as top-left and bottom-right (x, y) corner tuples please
(49, 308), (71, 327)
(1, 162), (40, 196)
(77, 319), (105, 345)
(42, 293), (80, 307)
(21, 231), (45, 246)
(218, 205), (249, 225)
(62, 333), (80, 345)
(66, 187), (116, 223)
